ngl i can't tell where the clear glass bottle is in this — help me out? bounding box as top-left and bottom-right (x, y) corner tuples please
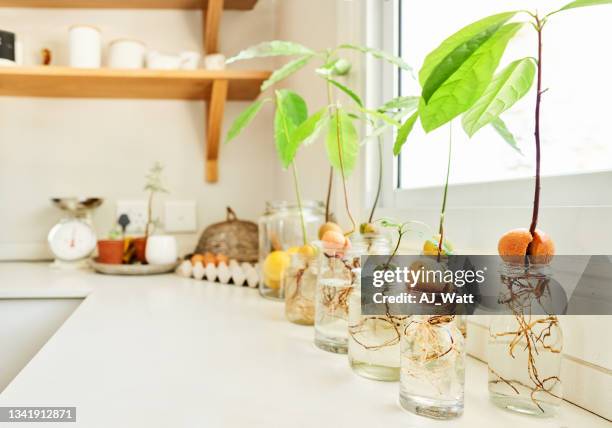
(348, 233), (404, 381)
(314, 245), (361, 354)
(258, 200), (325, 301)
(488, 262), (563, 417)
(283, 252), (317, 325)
(399, 315), (465, 419)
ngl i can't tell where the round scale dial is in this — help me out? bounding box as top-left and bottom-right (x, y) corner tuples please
(48, 219), (97, 261)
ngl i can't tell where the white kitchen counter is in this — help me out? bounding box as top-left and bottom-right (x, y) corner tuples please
(0, 262), (608, 428)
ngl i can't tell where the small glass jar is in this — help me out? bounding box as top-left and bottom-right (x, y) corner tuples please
(347, 233), (404, 381)
(314, 245), (361, 354)
(258, 200), (325, 301)
(488, 262), (563, 417)
(283, 253), (318, 325)
(399, 315), (465, 419)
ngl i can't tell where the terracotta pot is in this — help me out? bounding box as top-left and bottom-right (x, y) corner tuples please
(133, 237), (147, 263)
(97, 240), (124, 264)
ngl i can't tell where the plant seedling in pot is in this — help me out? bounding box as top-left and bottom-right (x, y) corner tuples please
(134, 162), (168, 263)
(96, 225), (124, 265)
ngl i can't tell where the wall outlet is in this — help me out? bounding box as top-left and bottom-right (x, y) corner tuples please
(164, 201), (197, 233)
(116, 200), (148, 234)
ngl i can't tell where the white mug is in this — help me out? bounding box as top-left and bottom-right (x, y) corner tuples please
(108, 39), (145, 69)
(69, 25), (101, 68)
(146, 235), (178, 265)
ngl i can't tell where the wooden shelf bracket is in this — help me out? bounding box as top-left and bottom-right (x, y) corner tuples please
(204, 0), (225, 54)
(204, 0), (226, 182)
(206, 79), (229, 182)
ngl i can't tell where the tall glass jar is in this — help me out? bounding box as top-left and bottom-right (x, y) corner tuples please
(258, 200), (325, 300)
(314, 244), (361, 354)
(348, 234), (405, 381)
(488, 262), (563, 417)
(399, 315), (465, 419)
(283, 252), (318, 325)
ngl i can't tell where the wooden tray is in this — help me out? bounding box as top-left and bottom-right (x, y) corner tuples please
(90, 259), (179, 275)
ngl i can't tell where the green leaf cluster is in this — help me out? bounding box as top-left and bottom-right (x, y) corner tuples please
(393, 11), (531, 155)
(394, 0), (612, 156)
(224, 40), (417, 176)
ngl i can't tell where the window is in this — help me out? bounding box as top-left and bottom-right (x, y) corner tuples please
(396, 0), (612, 190)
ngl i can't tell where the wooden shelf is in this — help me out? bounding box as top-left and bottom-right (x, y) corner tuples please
(0, 0), (258, 10)
(0, 66), (270, 100)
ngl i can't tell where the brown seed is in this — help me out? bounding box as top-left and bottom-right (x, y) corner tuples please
(318, 222), (343, 240)
(498, 228), (555, 263)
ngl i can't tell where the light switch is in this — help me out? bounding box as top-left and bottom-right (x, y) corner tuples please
(164, 201), (197, 233)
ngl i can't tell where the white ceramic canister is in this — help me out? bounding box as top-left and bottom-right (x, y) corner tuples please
(108, 39), (146, 69)
(69, 25), (101, 68)
(204, 53), (226, 71)
(179, 51), (201, 70)
(145, 235), (178, 265)
(146, 50), (182, 70)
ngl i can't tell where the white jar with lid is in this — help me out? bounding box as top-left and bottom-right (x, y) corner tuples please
(108, 38), (146, 69)
(69, 25), (101, 68)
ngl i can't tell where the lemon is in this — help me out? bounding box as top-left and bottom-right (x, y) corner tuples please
(263, 251), (291, 289)
(422, 235), (454, 256)
(286, 246), (301, 255)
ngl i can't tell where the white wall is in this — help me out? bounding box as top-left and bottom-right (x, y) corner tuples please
(0, 2), (279, 259)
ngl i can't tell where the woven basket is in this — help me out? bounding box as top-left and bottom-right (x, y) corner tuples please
(194, 207), (258, 263)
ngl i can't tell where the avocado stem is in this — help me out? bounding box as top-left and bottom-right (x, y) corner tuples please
(528, 15), (544, 255)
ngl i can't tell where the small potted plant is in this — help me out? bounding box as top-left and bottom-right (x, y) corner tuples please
(96, 226), (124, 265)
(133, 162), (168, 263)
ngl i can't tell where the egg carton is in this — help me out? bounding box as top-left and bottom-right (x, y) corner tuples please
(175, 259), (260, 288)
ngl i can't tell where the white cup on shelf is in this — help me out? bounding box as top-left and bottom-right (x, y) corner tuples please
(179, 51), (201, 70)
(108, 39), (146, 69)
(69, 25), (101, 68)
(145, 235), (178, 265)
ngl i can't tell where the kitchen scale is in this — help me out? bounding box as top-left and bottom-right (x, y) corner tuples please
(48, 197), (103, 269)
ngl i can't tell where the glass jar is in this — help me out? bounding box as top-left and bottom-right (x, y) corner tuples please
(456, 314), (467, 338)
(347, 234), (404, 381)
(399, 315), (465, 419)
(258, 200), (325, 300)
(314, 244), (361, 354)
(283, 252), (318, 325)
(488, 262), (563, 417)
